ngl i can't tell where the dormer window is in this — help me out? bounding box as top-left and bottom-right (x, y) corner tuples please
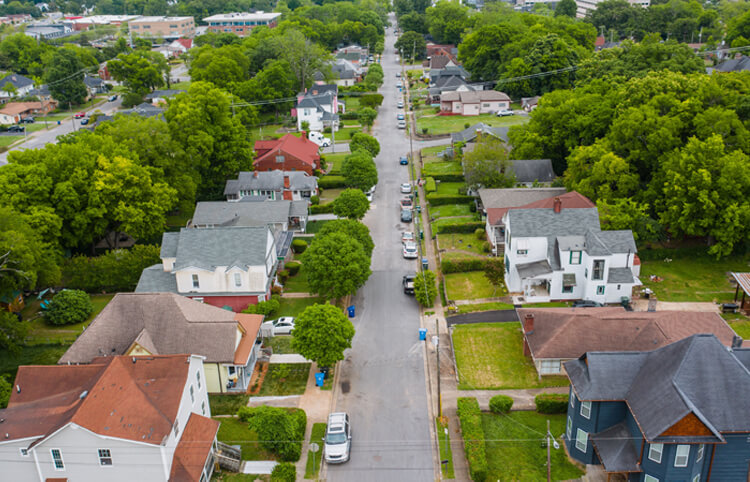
(234, 272), (242, 287)
(570, 251), (581, 264)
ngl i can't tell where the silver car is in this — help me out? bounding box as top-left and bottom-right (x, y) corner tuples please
(324, 412), (351, 464)
(402, 241), (418, 259)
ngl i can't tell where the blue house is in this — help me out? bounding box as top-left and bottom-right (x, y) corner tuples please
(564, 334), (750, 482)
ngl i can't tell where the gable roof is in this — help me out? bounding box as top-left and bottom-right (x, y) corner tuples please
(481, 188), (567, 225)
(521, 307), (740, 361)
(430, 65), (469, 80)
(170, 414), (220, 481)
(254, 134), (320, 168)
(441, 90), (510, 103)
(451, 122), (506, 144)
(167, 226), (270, 271)
(59, 292), (263, 364)
(83, 74), (104, 88)
(172, 37), (193, 49)
(508, 159), (556, 184)
(145, 89), (186, 100)
(0, 73), (33, 91)
(714, 56), (750, 73)
(191, 199), (308, 227)
(430, 55), (455, 70)
(565, 334), (750, 442)
(2, 355), (194, 446)
(517, 190), (595, 210)
(224, 171), (318, 196)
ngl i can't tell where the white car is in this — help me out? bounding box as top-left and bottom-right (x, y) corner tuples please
(402, 241), (418, 259)
(496, 109), (514, 117)
(397, 113), (405, 120)
(397, 119), (406, 129)
(400, 182), (412, 194)
(396, 81), (403, 89)
(397, 100), (404, 109)
(262, 317), (295, 335)
(402, 231), (415, 244)
(365, 186), (375, 202)
(324, 412), (351, 464)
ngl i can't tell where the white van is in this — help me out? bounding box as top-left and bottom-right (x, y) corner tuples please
(308, 131), (331, 147)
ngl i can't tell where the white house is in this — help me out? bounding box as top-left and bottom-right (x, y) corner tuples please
(0, 354), (221, 482)
(136, 226), (278, 311)
(224, 170), (319, 202)
(293, 84), (340, 132)
(0, 73), (34, 100)
(440, 90), (511, 116)
(504, 197), (640, 304)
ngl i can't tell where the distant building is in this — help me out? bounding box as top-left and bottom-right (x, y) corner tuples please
(68, 14), (140, 30)
(224, 170), (319, 202)
(24, 23), (72, 40)
(575, 0), (648, 18)
(0, 100), (57, 124)
(203, 12), (281, 36)
(0, 73), (35, 100)
(253, 134), (321, 176)
(439, 90), (510, 116)
(129, 16), (195, 39)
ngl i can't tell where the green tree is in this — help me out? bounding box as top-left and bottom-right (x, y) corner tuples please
(359, 93), (384, 109)
(302, 232), (371, 299)
(555, 0), (576, 17)
(0, 310), (27, 356)
(426, 1), (472, 45)
(0, 374), (10, 408)
(342, 150), (378, 192)
(584, 0), (643, 39)
(358, 107), (377, 131)
(107, 51), (168, 105)
(333, 188), (370, 220)
(0, 33), (53, 76)
(597, 198), (663, 242)
(165, 82), (254, 199)
(189, 44), (250, 89)
(45, 48), (87, 106)
(462, 136), (515, 190)
(483, 259), (505, 296)
(45, 289), (93, 326)
(316, 219), (375, 257)
(270, 462), (296, 482)
(291, 303), (355, 367)
(395, 31), (427, 61)
(414, 270), (437, 307)
(564, 142), (639, 202)
(239, 406), (302, 461)
(399, 12), (428, 34)
(278, 30), (331, 91)
(349, 132), (380, 157)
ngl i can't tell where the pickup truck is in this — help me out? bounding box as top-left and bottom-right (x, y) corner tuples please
(403, 275), (415, 294)
(400, 197), (413, 210)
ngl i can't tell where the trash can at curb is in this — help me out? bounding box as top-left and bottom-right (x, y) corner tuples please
(419, 328), (427, 341)
(347, 305), (355, 318)
(422, 258), (429, 270)
(315, 372), (325, 387)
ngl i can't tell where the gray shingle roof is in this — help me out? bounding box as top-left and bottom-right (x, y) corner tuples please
(478, 188), (566, 210)
(160, 232), (179, 258)
(145, 89), (186, 99)
(566, 334), (750, 442)
(451, 123), (508, 144)
(508, 208), (601, 238)
(608, 267), (636, 284)
(591, 423), (641, 472)
(136, 264), (178, 293)
(224, 171), (318, 196)
(508, 159), (555, 183)
(170, 227), (270, 271)
(586, 230), (638, 255)
(714, 56), (750, 73)
(516, 259), (553, 278)
(0, 73), (33, 90)
(191, 200), (307, 227)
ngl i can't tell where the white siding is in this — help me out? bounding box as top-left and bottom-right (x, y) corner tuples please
(0, 438), (42, 481)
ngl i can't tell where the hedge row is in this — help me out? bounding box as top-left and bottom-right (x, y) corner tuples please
(62, 244), (161, 292)
(489, 394), (513, 414)
(430, 173), (465, 182)
(426, 194), (473, 206)
(425, 177), (436, 193)
(311, 203), (334, 214)
(340, 111), (359, 120)
(318, 175), (346, 189)
(441, 257), (494, 274)
(535, 393), (569, 414)
(457, 397), (488, 482)
(436, 221), (485, 234)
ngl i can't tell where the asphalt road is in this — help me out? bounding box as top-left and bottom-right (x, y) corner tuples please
(0, 96), (123, 166)
(326, 19), (435, 482)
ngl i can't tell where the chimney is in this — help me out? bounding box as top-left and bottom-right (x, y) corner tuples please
(253, 171), (258, 178)
(553, 197), (562, 214)
(523, 313), (534, 335)
(284, 175), (290, 189)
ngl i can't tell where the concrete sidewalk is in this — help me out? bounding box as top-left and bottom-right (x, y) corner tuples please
(294, 363), (334, 479)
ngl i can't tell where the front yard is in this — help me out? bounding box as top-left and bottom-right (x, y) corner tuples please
(416, 112), (527, 135)
(445, 271), (497, 301)
(452, 322), (569, 389)
(283, 263), (311, 293)
(437, 233), (487, 256)
(255, 363), (310, 396)
(430, 204), (472, 218)
(214, 416), (276, 461)
(483, 411), (584, 481)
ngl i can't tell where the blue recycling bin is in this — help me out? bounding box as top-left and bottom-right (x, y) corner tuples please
(422, 258), (429, 270)
(347, 305), (355, 318)
(419, 328), (427, 341)
(315, 372), (325, 387)
(57, 120), (61, 125)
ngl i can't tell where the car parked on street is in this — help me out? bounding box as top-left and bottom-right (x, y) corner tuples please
(399, 156), (408, 165)
(397, 113), (405, 120)
(572, 300), (604, 308)
(396, 72), (401, 78)
(400, 197), (413, 210)
(74, 112), (86, 118)
(108, 94), (118, 102)
(324, 412), (351, 464)
(262, 316), (295, 335)
(496, 109), (514, 117)
(402, 241), (418, 259)
(400, 182), (412, 194)
(365, 186), (375, 202)
(396, 81), (403, 89)
(80, 118), (89, 125)
(19, 116), (34, 123)
(397, 119), (406, 129)
(402, 231), (415, 244)
(403, 274), (415, 294)
(7, 125), (23, 132)
(400, 209), (412, 223)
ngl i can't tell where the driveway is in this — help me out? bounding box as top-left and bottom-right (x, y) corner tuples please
(326, 16), (434, 482)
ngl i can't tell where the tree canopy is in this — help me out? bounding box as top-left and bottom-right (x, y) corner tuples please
(462, 136), (515, 190)
(342, 150), (378, 192)
(333, 188), (370, 220)
(302, 231), (371, 300)
(316, 219), (375, 257)
(291, 303), (355, 367)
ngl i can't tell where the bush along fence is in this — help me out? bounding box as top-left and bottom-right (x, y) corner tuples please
(436, 221), (485, 234)
(441, 257), (500, 274)
(426, 194), (474, 206)
(535, 393), (569, 414)
(457, 397), (488, 482)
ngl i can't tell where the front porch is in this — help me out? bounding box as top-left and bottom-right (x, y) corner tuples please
(517, 259), (554, 302)
(226, 343), (262, 392)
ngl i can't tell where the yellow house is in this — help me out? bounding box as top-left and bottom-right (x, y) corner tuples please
(58, 292), (264, 393)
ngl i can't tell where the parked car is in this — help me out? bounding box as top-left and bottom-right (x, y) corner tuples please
(7, 125), (23, 132)
(401, 209), (412, 223)
(400, 182), (412, 194)
(397, 101), (404, 109)
(73, 112), (86, 118)
(496, 109), (514, 117)
(402, 231), (415, 244)
(396, 72), (401, 78)
(262, 316), (295, 335)
(396, 81), (403, 89)
(108, 94), (118, 102)
(324, 412), (351, 464)
(19, 116), (34, 124)
(365, 186), (375, 202)
(403, 274), (415, 294)
(399, 156), (408, 165)
(572, 300), (604, 308)
(397, 113), (405, 120)
(400, 197), (413, 210)
(402, 241), (418, 259)
(397, 119), (406, 129)
(80, 118), (89, 125)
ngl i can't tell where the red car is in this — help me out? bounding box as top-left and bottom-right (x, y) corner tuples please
(73, 112), (86, 118)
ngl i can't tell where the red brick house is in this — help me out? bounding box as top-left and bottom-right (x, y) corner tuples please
(253, 133), (321, 175)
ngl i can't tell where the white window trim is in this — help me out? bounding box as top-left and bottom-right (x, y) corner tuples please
(540, 359), (561, 374)
(234, 272), (242, 287)
(692, 474), (700, 482)
(648, 443), (663, 464)
(570, 390), (575, 407)
(644, 475), (659, 482)
(575, 428), (588, 452)
(696, 444), (704, 463)
(98, 448), (113, 466)
(580, 401), (592, 419)
(566, 416), (572, 440)
(675, 444), (690, 467)
(51, 448), (65, 470)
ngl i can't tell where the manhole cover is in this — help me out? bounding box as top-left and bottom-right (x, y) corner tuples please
(341, 380), (350, 393)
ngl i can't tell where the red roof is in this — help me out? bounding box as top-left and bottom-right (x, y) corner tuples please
(170, 414), (220, 482)
(174, 38), (192, 49)
(595, 36), (606, 47)
(519, 191), (595, 210)
(234, 313), (263, 365)
(253, 134), (320, 168)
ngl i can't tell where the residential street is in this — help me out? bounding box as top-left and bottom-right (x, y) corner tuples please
(326, 20), (435, 482)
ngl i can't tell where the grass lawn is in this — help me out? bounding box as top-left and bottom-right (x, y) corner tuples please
(421, 161), (463, 177)
(248, 124), (283, 144)
(452, 322), (569, 389)
(209, 394), (249, 416)
(441, 252), (487, 263)
(483, 411), (584, 482)
(433, 216), (477, 232)
(333, 126), (362, 141)
(320, 187), (344, 203)
(213, 471), (269, 481)
(275, 297), (325, 318)
(283, 264), (311, 293)
(0, 344), (70, 380)
(255, 363), (310, 396)
(639, 252), (749, 302)
(304, 423), (327, 479)
(341, 96), (361, 111)
(430, 203), (473, 219)
(166, 206), (195, 229)
(171, 80), (191, 90)
(265, 335), (294, 354)
(435, 182), (465, 195)
(324, 152), (348, 174)
(729, 320), (750, 339)
(421, 145), (445, 157)
(321, 366), (335, 390)
(455, 301), (516, 313)
(305, 219), (332, 234)
(214, 416), (276, 461)
(26, 294), (114, 343)
(438, 233), (486, 256)
(445, 271), (498, 300)
(417, 113), (527, 135)
(0, 135), (23, 147)
(436, 417), (455, 478)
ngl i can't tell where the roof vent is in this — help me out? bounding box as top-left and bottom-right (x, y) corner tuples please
(79, 390), (88, 400)
(132, 357), (136, 364)
(15, 385), (20, 394)
(4, 433), (8, 439)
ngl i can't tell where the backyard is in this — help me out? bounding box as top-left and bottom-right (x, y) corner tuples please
(445, 271), (498, 301)
(437, 233), (486, 256)
(416, 112), (527, 135)
(283, 263), (311, 293)
(452, 322), (569, 389)
(255, 363), (310, 396)
(482, 411), (584, 481)
(214, 416), (276, 461)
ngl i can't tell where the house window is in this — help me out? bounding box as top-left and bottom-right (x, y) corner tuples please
(540, 359), (561, 374)
(562, 285), (573, 294)
(696, 444), (704, 463)
(516, 249), (528, 256)
(190, 384), (195, 403)
(51, 449), (64, 470)
(693, 475), (700, 482)
(675, 445), (690, 467)
(580, 401), (591, 419)
(196, 371), (201, 389)
(570, 251), (581, 264)
(192, 274), (200, 289)
(275, 155), (285, 163)
(202, 401), (206, 415)
(644, 476), (659, 482)
(98, 449), (112, 466)
(592, 260), (605, 280)
(575, 429), (588, 452)
(566, 416), (572, 439)
(228, 366), (236, 375)
(648, 443), (663, 463)
(597, 285), (605, 295)
(19, 448), (28, 457)
(234, 272), (242, 287)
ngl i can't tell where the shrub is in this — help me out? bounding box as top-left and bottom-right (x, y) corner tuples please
(62, 244), (161, 292)
(464, 123), (470, 129)
(414, 270), (437, 307)
(285, 261), (301, 276)
(457, 397), (488, 482)
(489, 394), (513, 414)
(271, 285), (282, 295)
(482, 241), (491, 253)
(340, 111), (359, 120)
(535, 393), (569, 414)
(436, 222), (485, 234)
(277, 269), (290, 284)
(291, 239), (308, 254)
(422, 127), (428, 134)
(271, 462), (296, 482)
(441, 258), (490, 274)
(474, 228), (485, 240)
(349, 132), (380, 156)
(243, 295), (280, 316)
(318, 175), (347, 189)
(238, 406), (304, 461)
(426, 194), (473, 206)
(310, 195), (320, 205)
(310, 203), (334, 214)
(45, 289), (93, 326)
(424, 177), (436, 193)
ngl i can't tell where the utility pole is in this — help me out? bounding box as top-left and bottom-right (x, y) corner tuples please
(436, 318), (441, 418)
(547, 419), (551, 482)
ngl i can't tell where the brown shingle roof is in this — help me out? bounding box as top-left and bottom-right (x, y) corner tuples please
(253, 133), (320, 168)
(520, 307), (741, 361)
(170, 414), (220, 482)
(442, 90), (510, 103)
(59, 293), (263, 364)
